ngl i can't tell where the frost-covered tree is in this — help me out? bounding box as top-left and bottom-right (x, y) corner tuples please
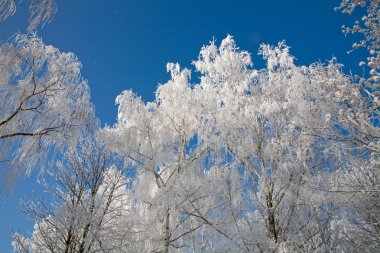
(191, 37), (349, 252)
(331, 0), (380, 156)
(98, 65), (225, 252)
(0, 0), (56, 31)
(0, 34), (95, 186)
(12, 140), (133, 253)
(321, 1), (380, 250)
(99, 36), (353, 252)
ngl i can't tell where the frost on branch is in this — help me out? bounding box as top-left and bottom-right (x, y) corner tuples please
(0, 0), (57, 31)
(0, 0), (15, 21)
(28, 0), (57, 31)
(0, 34), (95, 186)
(337, 0), (379, 85)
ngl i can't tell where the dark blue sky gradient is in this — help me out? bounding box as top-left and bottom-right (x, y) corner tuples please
(0, 0), (367, 251)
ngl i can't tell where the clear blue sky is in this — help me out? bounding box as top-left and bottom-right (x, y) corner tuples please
(0, 0), (366, 251)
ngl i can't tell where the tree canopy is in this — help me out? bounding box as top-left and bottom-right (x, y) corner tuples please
(2, 0), (379, 252)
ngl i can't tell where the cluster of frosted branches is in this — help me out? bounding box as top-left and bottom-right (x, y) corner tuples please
(337, 0), (379, 91)
(0, 34), (95, 186)
(0, 0), (56, 31)
(12, 140), (133, 253)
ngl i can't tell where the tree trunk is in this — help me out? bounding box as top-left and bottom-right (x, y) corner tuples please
(266, 190), (278, 243)
(163, 207), (170, 253)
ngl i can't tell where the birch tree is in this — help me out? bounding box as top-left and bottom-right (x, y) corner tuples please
(0, 34), (95, 186)
(191, 36), (348, 252)
(320, 1), (380, 250)
(98, 64), (220, 252)
(12, 140), (133, 253)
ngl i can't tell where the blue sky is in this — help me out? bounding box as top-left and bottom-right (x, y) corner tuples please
(0, 0), (367, 251)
